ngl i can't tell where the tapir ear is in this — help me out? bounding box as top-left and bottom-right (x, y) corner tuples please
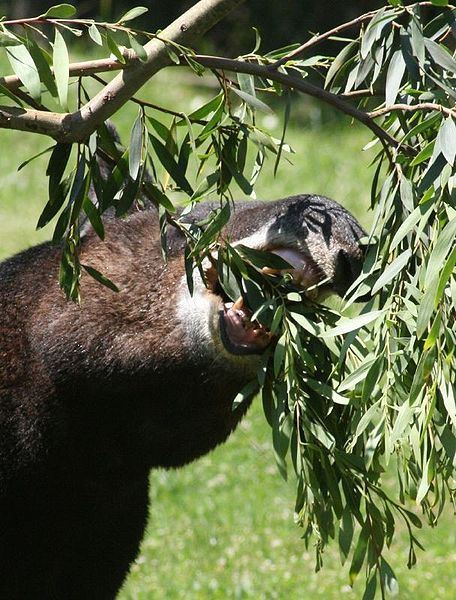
(332, 248), (371, 301)
(333, 249), (362, 296)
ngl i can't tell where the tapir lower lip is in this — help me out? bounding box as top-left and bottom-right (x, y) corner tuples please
(218, 304), (272, 356)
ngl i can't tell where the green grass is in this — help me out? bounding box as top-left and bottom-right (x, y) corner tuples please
(0, 70), (454, 599)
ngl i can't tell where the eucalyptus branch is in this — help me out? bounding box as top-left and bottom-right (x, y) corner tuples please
(0, 0), (246, 142)
(0, 51), (403, 155)
(191, 55), (404, 152)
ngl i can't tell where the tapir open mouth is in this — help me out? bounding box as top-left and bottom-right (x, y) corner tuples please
(219, 297), (273, 355)
(206, 247), (328, 356)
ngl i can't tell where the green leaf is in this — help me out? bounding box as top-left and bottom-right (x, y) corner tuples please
(149, 134), (193, 195)
(82, 195), (104, 239)
(423, 311), (442, 351)
(37, 173), (72, 229)
(129, 113), (143, 180)
(371, 249), (412, 295)
(117, 6), (148, 24)
(273, 333), (287, 377)
(435, 244), (456, 306)
(320, 310), (383, 338)
(88, 24), (103, 46)
(143, 181), (175, 212)
(231, 87), (273, 113)
(424, 218), (456, 289)
(187, 92), (224, 121)
(410, 140), (435, 166)
(106, 30), (126, 64)
(6, 44), (41, 101)
(232, 380), (258, 411)
(350, 402), (381, 450)
(0, 30), (22, 47)
(339, 506), (354, 565)
(390, 204), (431, 251)
(308, 380), (349, 405)
(17, 145), (53, 171)
(424, 38), (456, 75)
(81, 264), (119, 292)
(385, 49), (406, 107)
(40, 4), (76, 18)
(47, 142), (72, 186)
(349, 525), (369, 586)
(26, 37), (58, 99)
(128, 32), (147, 61)
(53, 27), (69, 111)
(362, 572), (377, 600)
(237, 72), (256, 97)
(389, 402), (414, 448)
(380, 558), (399, 595)
(436, 117), (456, 166)
(410, 16), (425, 67)
(338, 358), (377, 392)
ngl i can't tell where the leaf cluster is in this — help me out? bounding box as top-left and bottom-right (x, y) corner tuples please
(1, 2), (455, 597)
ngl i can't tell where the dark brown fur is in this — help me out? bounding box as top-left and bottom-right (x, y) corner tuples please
(0, 195), (365, 598)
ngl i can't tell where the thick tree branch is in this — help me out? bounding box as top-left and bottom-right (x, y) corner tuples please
(0, 58), (126, 92)
(0, 0), (246, 142)
(0, 51), (403, 152)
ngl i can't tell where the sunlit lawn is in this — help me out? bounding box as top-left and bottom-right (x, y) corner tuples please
(0, 69), (454, 599)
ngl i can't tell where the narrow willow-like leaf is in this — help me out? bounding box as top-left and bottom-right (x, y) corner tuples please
(349, 525), (369, 586)
(6, 43), (41, 101)
(149, 134), (193, 195)
(106, 31), (126, 64)
(424, 218), (456, 289)
(82, 195), (104, 239)
(117, 6), (149, 24)
(81, 264), (119, 292)
(18, 145), (53, 171)
(40, 3), (76, 18)
(385, 49), (406, 107)
(232, 380), (259, 411)
(338, 358), (377, 392)
(325, 41), (357, 88)
(0, 30), (22, 47)
(129, 114), (143, 181)
(371, 249), (412, 295)
(88, 24), (103, 46)
(231, 88), (273, 114)
(436, 117), (456, 165)
(128, 32), (147, 61)
(424, 38), (456, 75)
(320, 310), (383, 338)
(53, 28), (69, 111)
(389, 402), (414, 449)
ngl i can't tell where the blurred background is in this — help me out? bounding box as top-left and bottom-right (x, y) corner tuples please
(1, 0), (383, 53)
(0, 2), (454, 599)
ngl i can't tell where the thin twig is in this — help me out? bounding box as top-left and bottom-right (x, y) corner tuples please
(268, 9), (380, 71)
(267, 2), (455, 70)
(90, 73), (207, 124)
(369, 102), (456, 119)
